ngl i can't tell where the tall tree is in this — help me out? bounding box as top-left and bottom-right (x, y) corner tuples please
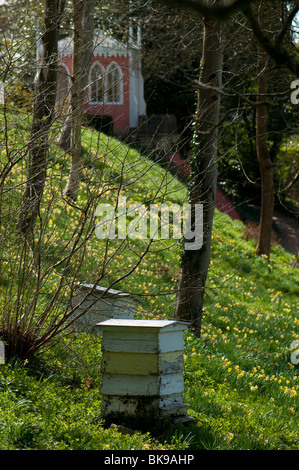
(255, 4), (274, 257)
(174, 1), (224, 336)
(17, 0), (61, 237)
(62, 0), (94, 201)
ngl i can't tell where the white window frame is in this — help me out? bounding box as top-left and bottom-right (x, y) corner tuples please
(88, 61), (123, 105)
(105, 62), (123, 105)
(89, 61), (105, 104)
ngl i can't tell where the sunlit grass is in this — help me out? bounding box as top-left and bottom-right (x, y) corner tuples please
(0, 110), (298, 449)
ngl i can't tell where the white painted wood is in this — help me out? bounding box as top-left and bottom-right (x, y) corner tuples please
(101, 395), (158, 417)
(101, 331), (159, 353)
(69, 285), (137, 332)
(102, 395), (188, 418)
(158, 330), (185, 353)
(98, 319), (188, 353)
(159, 394), (189, 409)
(159, 351), (184, 375)
(98, 319), (188, 330)
(99, 319), (190, 421)
(0, 340), (5, 365)
(101, 373), (184, 396)
(101, 330), (184, 354)
(74, 283), (133, 297)
(101, 350), (184, 376)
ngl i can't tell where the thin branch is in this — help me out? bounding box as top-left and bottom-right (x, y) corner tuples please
(243, 4), (299, 76)
(161, 0), (259, 19)
(283, 168), (299, 193)
(192, 78), (281, 108)
(161, 0), (299, 76)
(275, 2), (299, 50)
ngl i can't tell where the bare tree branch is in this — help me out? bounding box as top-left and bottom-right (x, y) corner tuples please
(161, 0), (258, 19)
(243, 4), (299, 76)
(275, 2), (299, 50)
(161, 0), (299, 76)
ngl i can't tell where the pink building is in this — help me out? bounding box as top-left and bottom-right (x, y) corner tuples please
(57, 28), (146, 136)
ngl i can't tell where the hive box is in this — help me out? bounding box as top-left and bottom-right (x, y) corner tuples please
(70, 284), (136, 333)
(97, 319), (190, 422)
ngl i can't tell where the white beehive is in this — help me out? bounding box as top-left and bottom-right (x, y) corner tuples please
(69, 284), (136, 333)
(0, 340), (5, 365)
(97, 319), (191, 422)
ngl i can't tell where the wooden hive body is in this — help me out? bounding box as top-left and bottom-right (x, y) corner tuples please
(97, 319), (191, 422)
(69, 284), (136, 333)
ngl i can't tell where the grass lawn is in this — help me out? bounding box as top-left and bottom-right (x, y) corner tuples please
(0, 109), (298, 450)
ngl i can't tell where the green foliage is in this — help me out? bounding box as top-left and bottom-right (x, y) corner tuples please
(218, 118), (259, 202)
(181, 213), (299, 450)
(0, 334), (188, 450)
(276, 138), (299, 207)
(5, 79), (34, 112)
(0, 110), (298, 449)
(0, 107), (188, 358)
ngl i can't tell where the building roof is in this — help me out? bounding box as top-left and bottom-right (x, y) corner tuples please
(58, 31), (140, 59)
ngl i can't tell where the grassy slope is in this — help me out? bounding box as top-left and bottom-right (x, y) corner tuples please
(0, 113), (298, 449)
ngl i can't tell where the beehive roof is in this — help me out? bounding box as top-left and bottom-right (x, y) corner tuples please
(97, 319), (189, 331)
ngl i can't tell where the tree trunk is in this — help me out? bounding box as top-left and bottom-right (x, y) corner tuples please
(17, 0), (59, 237)
(255, 9), (274, 258)
(58, 0), (94, 154)
(174, 7), (223, 336)
(57, 105), (72, 152)
(63, 0), (84, 200)
(81, 0), (95, 90)
(63, 0), (94, 200)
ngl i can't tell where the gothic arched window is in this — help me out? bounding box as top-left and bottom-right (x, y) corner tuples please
(106, 62), (123, 104)
(89, 62), (105, 103)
